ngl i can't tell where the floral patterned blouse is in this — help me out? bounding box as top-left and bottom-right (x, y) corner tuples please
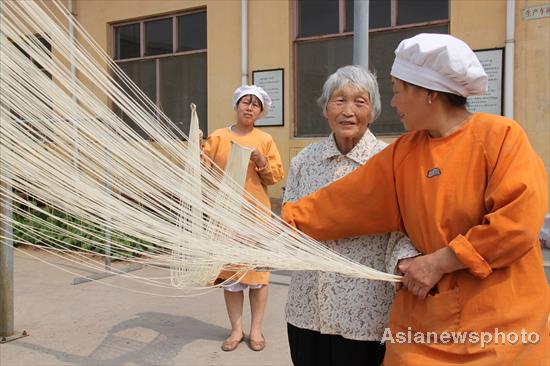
(283, 130), (420, 341)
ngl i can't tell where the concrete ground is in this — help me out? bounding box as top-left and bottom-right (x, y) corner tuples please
(0, 248), (293, 366)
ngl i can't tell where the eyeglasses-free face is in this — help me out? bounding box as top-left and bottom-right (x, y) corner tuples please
(325, 85), (372, 148)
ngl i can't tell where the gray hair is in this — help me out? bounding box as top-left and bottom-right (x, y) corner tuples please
(317, 65), (381, 123)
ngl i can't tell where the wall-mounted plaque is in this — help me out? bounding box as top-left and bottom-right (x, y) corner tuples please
(468, 48), (504, 116)
(252, 68), (284, 127)
(522, 4), (550, 20)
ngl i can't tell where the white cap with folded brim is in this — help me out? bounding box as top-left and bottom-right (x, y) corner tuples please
(232, 85), (272, 118)
(390, 33), (488, 97)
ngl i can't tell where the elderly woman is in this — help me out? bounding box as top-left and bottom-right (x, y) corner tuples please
(202, 85), (284, 352)
(283, 34), (549, 365)
(284, 65), (419, 366)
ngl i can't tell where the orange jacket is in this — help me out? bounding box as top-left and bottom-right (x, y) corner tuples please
(204, 126), (284, 285)
(283, 113), (549, 365)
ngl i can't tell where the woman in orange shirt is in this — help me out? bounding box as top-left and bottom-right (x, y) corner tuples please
(203, 85), (284, 352)
(283, 34), (549, 365)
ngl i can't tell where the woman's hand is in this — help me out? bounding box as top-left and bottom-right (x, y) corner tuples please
(198, 129), (204, 150)
(398, 246), (466, 299)
(398, 254), (444, 299)
(250, 148), (267, 169)
(395, 257), (415, 291)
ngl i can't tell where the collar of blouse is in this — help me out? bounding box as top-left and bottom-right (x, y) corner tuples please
(321, 130), (381, 165)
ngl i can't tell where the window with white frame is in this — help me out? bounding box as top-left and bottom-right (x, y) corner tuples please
(112, 10), (207, 138)
(294, 0), (449, 137)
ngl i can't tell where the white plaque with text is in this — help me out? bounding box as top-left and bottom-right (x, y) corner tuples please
(468, 49), (503, 115)
(252, 69), (284, 126)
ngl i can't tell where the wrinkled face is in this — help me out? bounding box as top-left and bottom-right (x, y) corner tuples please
(390, 77), (429, 131)
(236, 95), (263, 126)
(325, 84), (372, 140)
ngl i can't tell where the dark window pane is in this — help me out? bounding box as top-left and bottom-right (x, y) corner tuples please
(11, 37), (52, 78)
(159, 54), (207, 136)
(178, 12), (207, 52)
(33, 37), (52, 77)
(345, 0), (353, 32)
(397, 0), (448, 25)
(346, 0), (392, 32)
(12, 40), (30, 59)
(115, 23), (140, 59)
(114, 59), (157, 138)
(369, 25), (448, 135)
(370, 0), (391, 29)
(145, 18), (173, 56)
(299, 0), (339, 37)
(37, 37), (52, 52)
(296, 37), (353, 137)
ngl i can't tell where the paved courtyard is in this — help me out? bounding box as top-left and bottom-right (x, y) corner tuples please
(0, 248), (293, 366)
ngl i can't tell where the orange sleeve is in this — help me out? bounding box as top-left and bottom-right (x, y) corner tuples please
(202, 134), (224, 173)
(449, 124), (548, 278)
(202, 134), (219, 161)
(282, 145), (402, 241)
(256, 137), (284, 186)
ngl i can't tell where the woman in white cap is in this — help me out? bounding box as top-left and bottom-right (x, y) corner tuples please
(283, 33), (549, 365)
(203, 85), (284, 352)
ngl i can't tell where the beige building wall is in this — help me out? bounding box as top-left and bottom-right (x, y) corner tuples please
(48, 0), (549, 201)
(451, 0), (506, 48)
(248, 0), (292, 198)
(515, 0), (550, 199)
(453, 0), (550, 199)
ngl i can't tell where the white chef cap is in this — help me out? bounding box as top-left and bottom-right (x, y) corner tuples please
(232, 85), (272, 118)
(390, 33), (488, 97)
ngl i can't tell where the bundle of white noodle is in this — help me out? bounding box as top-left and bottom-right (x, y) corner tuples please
(0, 0), (400, 296)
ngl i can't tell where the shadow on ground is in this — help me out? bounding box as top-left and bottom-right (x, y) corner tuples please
(11, 312), (226, 365)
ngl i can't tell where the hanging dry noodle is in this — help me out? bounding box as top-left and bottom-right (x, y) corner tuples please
(0, 0), (401, 296)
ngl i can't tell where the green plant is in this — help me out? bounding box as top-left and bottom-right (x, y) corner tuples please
(12, 196), (150, 258)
